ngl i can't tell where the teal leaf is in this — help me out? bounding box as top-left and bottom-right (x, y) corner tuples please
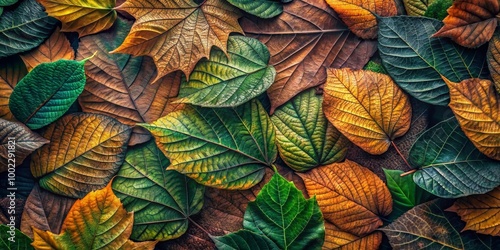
(226, 0), (283, 18)
(212, 230), (279, 250)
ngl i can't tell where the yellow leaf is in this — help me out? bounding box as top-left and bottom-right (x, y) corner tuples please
(298, 160), (392, 236)
(447, 186), (500, 237)
(20, 27), (75, 71)
(324, 222), (382, 250)
(38, 0), (117, 37)
(31, 182), (156, 250)
(445, 78), (500, 160)
(324, 0), (397, 39)
(323, 68), (412, 155)
(112, 0), (243, 80)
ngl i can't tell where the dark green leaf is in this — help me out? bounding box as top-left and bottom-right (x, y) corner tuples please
(410, 117), (500, 198)
(424, 0), (453, 20)
(0, 224), (33, 250)
(0, 0), (17, 7)
(212, 230), (279, 250)
(226, 0), (282, 18)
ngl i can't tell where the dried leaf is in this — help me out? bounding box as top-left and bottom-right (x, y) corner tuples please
(433, 0), (499, 48)
(0, 56), (27, 121)
(78, 18), (182, 145)
(487, 31), (500, 93)
(324, 0), (397, 39)
(445, 78), (500, 160)
(240, 0), (377, 114)
(324, 222), (382, 250)
(20, 27), (74, 71)
(31, 113), (131, 198)
(298, 160), (392, 236)
(323, 68), (412, 155)
(31, 182), (156, 249)
(38, 0), (117, 37)
(112, 0), (243, 80)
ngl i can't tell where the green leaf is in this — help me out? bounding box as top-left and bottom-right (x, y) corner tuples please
(363, 60), (387, 74)
(0, 0), (57, 58)
(212, 230), (279, 250)
(141, 100), (277, 190)
(178, 36), (275, 107)
(271, 89), (349, 171)
(226, 0), (282, 18)
(0, 0), (17, 7)
(383, 169), (435, 221)
(378, 16), (488, 105)
(424, 0), (453, 20)
(9, 59), (87, 129)
(243, 173), (325, 250)
(112, 141), (205, 241)
(409, 117), (500, 198)
(381, 199), (500, 249)
(0, 225), (33, 250)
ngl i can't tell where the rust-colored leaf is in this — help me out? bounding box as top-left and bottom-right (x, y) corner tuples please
(240, 0), (377, 114)
(447, 186), (500, 237)
(20, 27), (74, 71)
(324, 0), (398, 39)
(433, 0), (499, 48)
(323, 68), (412, 155)
(324, 222), (382, 250)
(0, 56), (27, 121)
(487, 31), (500, 93)
(445, 78), (500, 160)
(298, 159), (392, 236)
(112, 0), (243, 80)
(78, 18), (182, 145)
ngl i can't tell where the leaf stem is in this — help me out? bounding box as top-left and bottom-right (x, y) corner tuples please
(391, 141), (412, 170)
(188, 217), (210, 236)
(400, 169), (417, 177)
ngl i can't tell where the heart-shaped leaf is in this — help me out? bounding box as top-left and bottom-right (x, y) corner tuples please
(0, 0), (57, 58)
(9, 59), (87, 129)
(38, 0), (117, 37)
(226, 0), (283, 18)
(78, 17), (183, 145)
(0, 224), (33, 250)
(445, 78), (500, 160)
(271, 88), (350, 171)
(240, 0), (377, 113)
(211, 229), (279, 250)
(31, 182), (157, 249)
(0, 119), (48, 171)
(112, 141), (205, 241)
(0, 56), (27, 121)
(31, 113), (131, 198)
(142, 100), (276, 190)
(378, 16), (489, 105)
(410, 117), (500, 198)
(323, 68), (412, 155)
(298, 160), (392, 236)
(178, 35), (275, 108)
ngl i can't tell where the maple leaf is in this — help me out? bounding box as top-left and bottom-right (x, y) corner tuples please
(112, 0), (243, 80)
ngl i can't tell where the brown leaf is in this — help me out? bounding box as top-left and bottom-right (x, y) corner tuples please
(325, 0), (398, 39)
(0, 119), (49, 172)
(20, 27), (74, 71)
(20, 184), (75, 239)
(298, 160), (392, 236)
(240, 0), (377, 114)
(0, 56), (27, 121)
(78, 18), (182, 145)
(487, 31), (500, 93)
(324, 222), (382, 250)
(447, 186), (500, 237)
(433, 0), (499, 48)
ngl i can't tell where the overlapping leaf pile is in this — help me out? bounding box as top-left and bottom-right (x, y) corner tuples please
(0, 0), (499, 249)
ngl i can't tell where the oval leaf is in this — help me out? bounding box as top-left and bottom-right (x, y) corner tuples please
(378, 16), (489, 105)
(243, 173), (325, 250)
(0, 56), (27, 121)
(298, 160), (392, 236)
(0, 0), (57, 58)
(178, 35), (275, 108)
(433, 0), (499, 48)
(112, 141), (205, 241)
(226, 0), (282, 18)
(141, 100), (276, 190)
(38, 0), (117, 37)
(31, 113), (131, 198)
(410, 117), (500, 198)
(271, 88), (350, 171)
(445, 78), (500, 160)
(31, 182), (157, 249)
(9, 59), (87, 129)
(212, 230), (279, 250)
(323, 68), (412, 155)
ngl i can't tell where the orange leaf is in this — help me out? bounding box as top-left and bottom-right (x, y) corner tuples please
(298, 160), (392, 236)
(324, 0), (398, 39)
(324, 222), (382, 250)
(20, 27), (74, 71)
(447, 186), (500, 237)
(487, 32), (500, 93)
(445, 78), (500, 160)
(433, 0), (499, 48)
(0, 56), (27, 121)
(112, 0), (243, 80)
(31, 182), (156, 249)
(323, 68), (412, 155)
